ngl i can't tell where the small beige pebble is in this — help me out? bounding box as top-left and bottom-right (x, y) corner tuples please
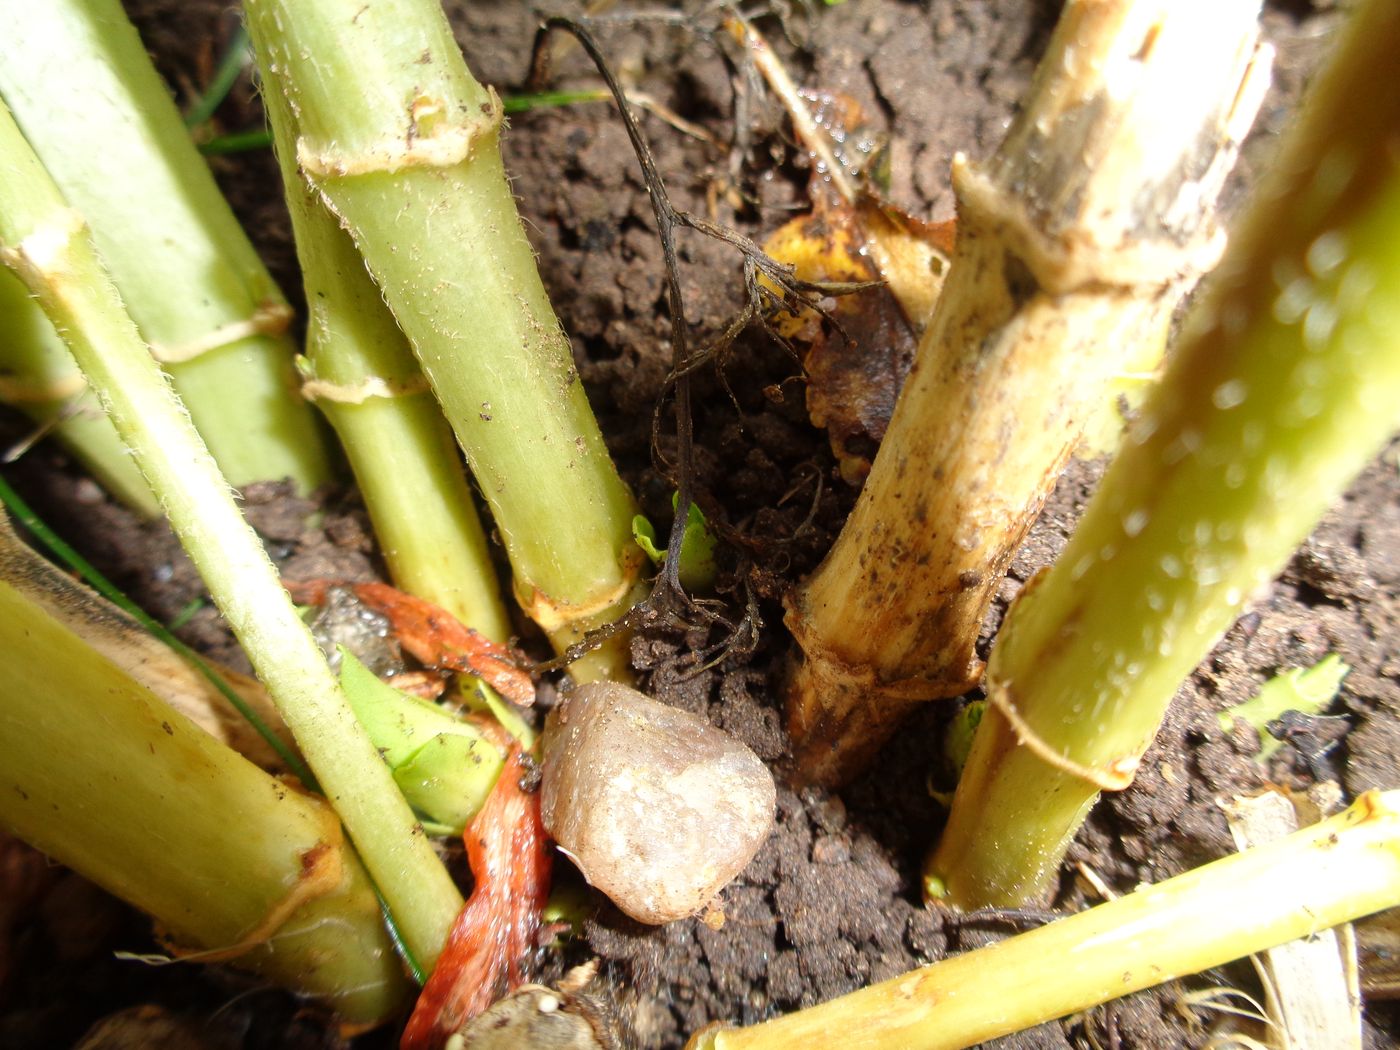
(541, 682), (776, 925)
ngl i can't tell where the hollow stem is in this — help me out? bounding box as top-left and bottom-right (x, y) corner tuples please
(784, 0), (1272, 785)
(0, 0), (330, 492)
(0, 97), (463, 969)
(246, 0), (644, 680)
(0, 268), (157, 515)
(0, 557), (407, 1026)
(259, 64), (510, 642)
(694, 791), (1400, 1050)
(927, 0), (1400, 909)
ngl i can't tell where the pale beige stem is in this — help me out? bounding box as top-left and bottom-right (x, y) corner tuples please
(785, 0), (1272, 785)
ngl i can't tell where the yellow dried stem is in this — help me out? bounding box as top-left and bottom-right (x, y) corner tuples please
(692, 792), (1400, 1050)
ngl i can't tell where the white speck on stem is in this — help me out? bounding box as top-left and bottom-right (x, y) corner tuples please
(1212, 379), (1247, 410)
(1306, 230), (1347, 278)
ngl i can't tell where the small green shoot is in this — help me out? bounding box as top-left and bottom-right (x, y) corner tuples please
(167, 596), (205, 631)
(944, 700), (985, 776)
(374, 886), (427, 987)
(1218, 655), (1350, 762)
(632, 492), (719, 591)
(464, 678), (536, 750)
(541, 879), (596, 939)
(928, 701), (985, 810)
(197, 128), (272, 156)
(183, 24), (250, 129)
(337, 649), (504, 834)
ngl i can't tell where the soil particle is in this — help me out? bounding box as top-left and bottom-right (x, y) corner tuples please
(1347, 717), (1400, 797)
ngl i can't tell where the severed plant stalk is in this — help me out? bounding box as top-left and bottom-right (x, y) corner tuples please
(689, 791), (1400, 1050)
(0, 554), (407, 1027)
(0, 503), (297, 774)
(0, 268), (157, 516)
(0, 0), (330, 493)
(784, 0), (1272, 785)
(926, 0), (1400, 909)
(246, 0), (645, 682)
(0, 97), (463, 970)
(258, 63), (511, 642)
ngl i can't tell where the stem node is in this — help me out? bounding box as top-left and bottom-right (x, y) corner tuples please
(296, 87), (504, 177)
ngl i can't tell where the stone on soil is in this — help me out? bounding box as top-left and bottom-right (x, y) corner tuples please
(540, 682), (776, 925)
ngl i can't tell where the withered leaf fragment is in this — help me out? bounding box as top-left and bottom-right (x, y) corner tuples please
(401, 745), (552, 1050)
(759, 91), (954, 484)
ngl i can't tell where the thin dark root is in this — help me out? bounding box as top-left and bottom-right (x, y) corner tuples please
(525, 12), (867, 674)
(949, 906), (1061, 931)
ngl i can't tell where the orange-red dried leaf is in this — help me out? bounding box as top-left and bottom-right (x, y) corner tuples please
(400, 747), (553, 1050)
(350, 584), (534, 707)
(284, 578), (534, 706)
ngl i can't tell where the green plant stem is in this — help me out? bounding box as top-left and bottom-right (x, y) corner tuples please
(783, 0), (1271, 785)
(0, 0), (330, 493)
(693, 791), (1400, 1050)
(0, 98), (463, 969)
(259, 69), (510, 642)
(0, 568), (407, 1026)
(198, 127), (274, 155)
(246, 0), (644, 681)
(0, 269), (158, 515)
(927, 0), (1400, 909)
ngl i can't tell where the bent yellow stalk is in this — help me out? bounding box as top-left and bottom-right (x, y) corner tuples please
(0, 542), (406, 1026)
(928, 0), (1400, 909)
(246, 0), (644, 681)
(692, 791), (1400, 1050)
(0, 97), (463, 970)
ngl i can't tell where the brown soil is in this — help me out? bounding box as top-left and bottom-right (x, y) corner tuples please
(2, 2), (1397, 1049)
